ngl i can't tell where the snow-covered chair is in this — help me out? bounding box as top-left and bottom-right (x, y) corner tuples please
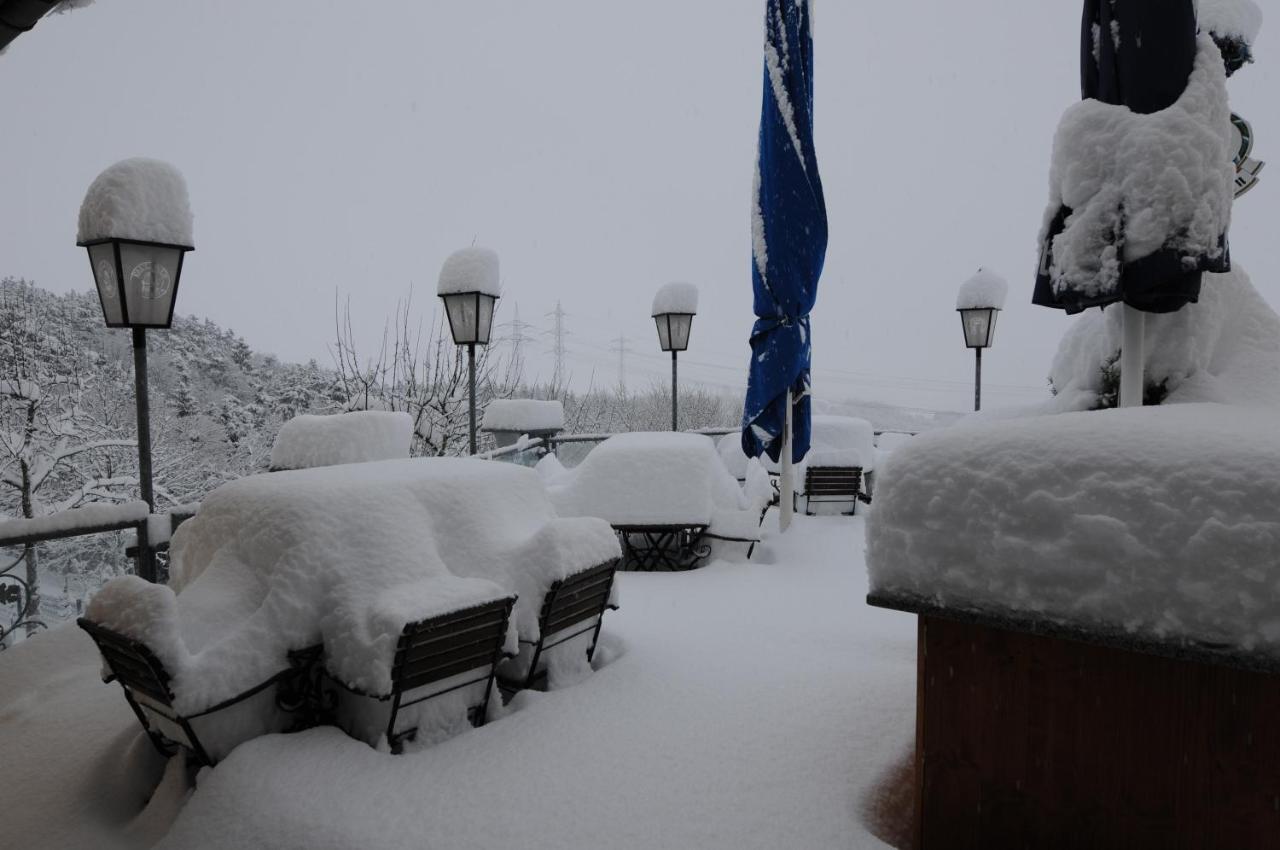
(331, 595), (517, 753)
(268, 411), (413, 471)
(77, 576), (299, 765)
(793, 416), (877, 516)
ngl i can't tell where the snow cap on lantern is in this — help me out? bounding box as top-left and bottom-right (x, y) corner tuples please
(437, 247), (500, 346)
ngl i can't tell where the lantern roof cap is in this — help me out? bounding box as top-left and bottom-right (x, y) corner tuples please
(77, 158), (193, 246)
(956, 267), (1008, 310)
(652, 281), (698, 316)
(438, 247), (500, 297)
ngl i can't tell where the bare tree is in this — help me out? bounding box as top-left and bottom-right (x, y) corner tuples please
(330, 288), (523, 456)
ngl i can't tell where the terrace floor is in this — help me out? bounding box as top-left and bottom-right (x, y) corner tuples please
(0, 514), (916, 850)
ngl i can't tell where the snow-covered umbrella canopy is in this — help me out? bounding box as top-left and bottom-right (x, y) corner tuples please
(437, 246), (500, 346)
(1032, 0), (1233, 316)
(76, 158), (194, 329)
(741, 0), (827, 465)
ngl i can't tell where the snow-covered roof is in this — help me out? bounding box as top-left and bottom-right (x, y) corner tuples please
(437, 247), (500, 297)
(651, 281), (699, 316)
(481, 399), (564, 433)
(77, 158), (194, 246)
(549, 432), (744, 526)
(868, 402), (1280, 654)
(955, 268), (1008, 310)
(269, 412), (413, 471)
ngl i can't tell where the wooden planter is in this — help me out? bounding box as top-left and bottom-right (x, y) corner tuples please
(868, 593), (1280, 849)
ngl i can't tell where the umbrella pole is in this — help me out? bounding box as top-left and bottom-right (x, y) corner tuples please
(1120, 305), (1145, 408)
(779, 388), (794, 532)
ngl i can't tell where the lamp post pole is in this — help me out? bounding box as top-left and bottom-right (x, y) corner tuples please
(974, 347), (982, 412)
(468, 342), (478, 455)
(671, 351), (678, 431)
(131, 328), (156, 582)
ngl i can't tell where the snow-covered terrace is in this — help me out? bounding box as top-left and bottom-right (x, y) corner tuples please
(1, 513), (913, 850)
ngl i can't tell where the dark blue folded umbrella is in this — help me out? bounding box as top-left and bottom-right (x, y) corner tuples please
(741, 0), (827, 465)
(1033, 0), (1230, 315)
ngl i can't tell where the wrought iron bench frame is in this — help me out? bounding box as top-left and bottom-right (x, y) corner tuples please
(77, 618), (308, 766)
(331, 596), (516, 753)
(793, 465), (872, 516)
(612, 524), (711, 571)
(498, 559), (619, 695)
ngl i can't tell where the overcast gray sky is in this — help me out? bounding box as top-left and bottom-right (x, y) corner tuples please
(1, 1), (1274, 412)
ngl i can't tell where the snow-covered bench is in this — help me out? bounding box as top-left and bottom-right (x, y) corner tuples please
(793, 417), (877, 516)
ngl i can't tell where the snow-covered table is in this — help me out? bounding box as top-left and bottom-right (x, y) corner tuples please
(542, 432), (762, 570)
(866, 402), (1280, 847)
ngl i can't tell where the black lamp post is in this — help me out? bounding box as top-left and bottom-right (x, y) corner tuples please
(653, 311), (694, 431)
(77, 236), (192, 582)
(440, 290), (499, 454)
(958, 306), (999, 411)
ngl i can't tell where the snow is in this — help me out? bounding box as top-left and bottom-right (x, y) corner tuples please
(81, 459), (619, 756)
(481, 399), (564, 433)
(77, 159), (194, 246)
(547, 432), (745, 526)
(1039, 34), (1234, 305)
(868, 402), (1280, 653)
(0, 500), (148, 542)
(0, 513), (914, 849)
(1197, 0), (1263, 42)
(436, 247), (501, 297)
(269, 411), (413, 471)
(955, 267), (1009, 310)
(1049, 266), (1280, 409)
(650, 281), (699, 316)
(718, 430), (778, 477)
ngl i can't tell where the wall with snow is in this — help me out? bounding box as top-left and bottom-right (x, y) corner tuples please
(481, 399), (564, 433)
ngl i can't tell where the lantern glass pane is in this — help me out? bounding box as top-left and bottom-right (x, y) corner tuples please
(669, 314), (693, 351)
(119, 243), (181, 327)
(444, 293), (478, 344)
(475, 294), (497, 345)
(87, 243), (124, 326)
(654, 315), (672, 351)
(960, 308), (994, 348)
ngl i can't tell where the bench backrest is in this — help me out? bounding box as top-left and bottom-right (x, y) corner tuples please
(539, 560), (618, 641)
(804, 465), (864, 496)
(392, 597), (515, 695)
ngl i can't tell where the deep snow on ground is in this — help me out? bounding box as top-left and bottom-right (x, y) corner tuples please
(0, 514), (914, 850)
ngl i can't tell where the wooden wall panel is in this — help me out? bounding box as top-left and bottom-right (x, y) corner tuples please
(917, 615), (1280, 849)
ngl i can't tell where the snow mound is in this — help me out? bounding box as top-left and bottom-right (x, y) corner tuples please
(1198, 0), (1263, 43)
(77, 158), (194, 246)
(956, 268), (1009, 310)
(868, 403), (1280, 654)
(718, 431), (778, 477)
(83, 459), (618, 756)
(270, 411), (412, 471)
(1050, 266), (1280, 408)
(437, 247), (500, 296)
(550, 432), (744, 526)
(1039, 34), (1233, 305)
(482, 399), (564, 433)
(652, 281), (699, 315)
